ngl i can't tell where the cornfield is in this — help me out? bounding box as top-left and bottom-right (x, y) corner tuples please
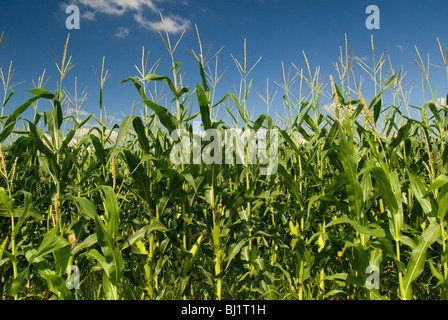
(1, 25), (448, 300)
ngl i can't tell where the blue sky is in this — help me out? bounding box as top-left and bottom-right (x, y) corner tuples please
(0, 0), (447, 126)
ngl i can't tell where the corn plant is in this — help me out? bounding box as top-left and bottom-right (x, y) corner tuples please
(0, 24), (448, 300)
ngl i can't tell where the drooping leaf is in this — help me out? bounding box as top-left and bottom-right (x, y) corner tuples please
(326, 216), (385, 238)
(123, 150), (152, 206)
(402, 221), (441, 299)
(132, 116), (150, 154)
(407, 166), (432, 215)
(225, 239), (248, 272)
(141, 99), (178, 132)
(121, 222), (168, 250)
(30, 227), (70, 264)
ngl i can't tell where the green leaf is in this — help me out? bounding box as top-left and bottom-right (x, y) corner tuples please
(132, 116), (150, 154)
(196, 83), (211, 130)
(437, 187), (448, 223)
(198, 62), (210, 96)
(407, 166), (432, 215)
(53, 245), (72, 279)
(123, 150), (152, 206)
(426, 102), (442, 124)
(372, 97), (382, 125)
(303, 114), (319, 134)
(120, 76), (147, 100)
(144, 74), (182, 101)
(339, 133), (363, 219)
(0, 246), (19, 264)
(101, 186), (120, 242)
(115, 115), (134, 147)
(73, 196), (98, 220)
(252, 258), (265, 272)
(326, 216), (385, 238)
(102, 271), (118, 300)
(372, 167), (403, 241)
(428, 174), (448, 193)
(2, 89), (14, 108)
(29, 88), (56, 99)
(324, 272), (365, 287)
(32, 226), (70, 263)
(0, 88), (55, 143)
(182, 232), (205, 277)
(152, 158), (179, 179)
(10, 266), (30, 297)
(372, 73), (397, 99)
(228, 93), (247, 124)
(28, 121), (60, 181)
(0, 205), (43, 220)
(253, 114), (273, 132)
(277, 164), (304, 208)
(225, 239), (248, 272)
(121, 222), (168, 250)
(279, 130), (301, 157)
(388, 122), (413, 150)
(371, 166), (398, 214)
(369, 289), (389, 300)
(71, 234), (97, 255)
(402, 221), (441, 299)
(93, 214), (125, 286)
(427, 174), (448, 221)
(90, 134), (107, 167)
(87, 249), (111, 276)
(141, 99), (178, 132)
(10, 191), (32, 238)
(157, 176), (184, 217)
(44, 109), (63, 151)
(0, 187), (14, 215)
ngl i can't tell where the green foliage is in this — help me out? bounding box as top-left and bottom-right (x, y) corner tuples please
(1, 29), (448, 300)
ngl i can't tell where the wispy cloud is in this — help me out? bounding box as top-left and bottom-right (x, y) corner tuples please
(359, 55), (368, 62)
(76, 0), (158, 17)
(114, 26), (130, 38)
(397, 44), (408, 53)
(82, 11), (96, 21)
(133, 12), (190, 34)
(73, 0), (191, 34)
(66, 107), (90, 117)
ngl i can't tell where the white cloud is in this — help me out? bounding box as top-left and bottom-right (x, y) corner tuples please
(82, 11), (96, 21)
(66, 107), (90, 117)
(397, 44), (407, 53)
(436, 96), (447, 108)
(134, 12), (190, 34)
(76, 0), (158, 16)
(72, 0), (191, 34)
(114, 26), (130, 38)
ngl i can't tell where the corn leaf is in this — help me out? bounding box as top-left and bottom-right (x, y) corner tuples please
(402, 221), (441, 299)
